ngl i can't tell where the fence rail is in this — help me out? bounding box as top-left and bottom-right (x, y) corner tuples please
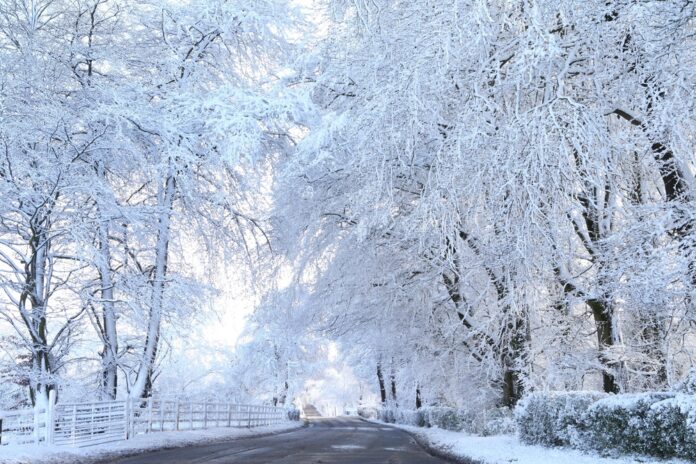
(0, 393), (290, 448)
(53, 400), (127, 447)
(128, 399), (286, 437)
(0, 407), (48, 446)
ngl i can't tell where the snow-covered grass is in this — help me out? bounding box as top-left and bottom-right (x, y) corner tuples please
(388, 423), (692, 464)
(0, 422), (304, 464)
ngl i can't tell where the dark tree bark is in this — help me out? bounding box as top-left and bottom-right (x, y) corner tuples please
(376, 362), (387, 405)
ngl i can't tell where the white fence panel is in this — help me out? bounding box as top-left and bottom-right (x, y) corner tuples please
(127, 399), (286, 436)
(0, 396), (290, 448)
(53, 401), (127, 447)
(0, 407), (46, 446)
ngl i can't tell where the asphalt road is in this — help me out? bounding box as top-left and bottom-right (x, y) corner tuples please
(105, 416), (449, 464)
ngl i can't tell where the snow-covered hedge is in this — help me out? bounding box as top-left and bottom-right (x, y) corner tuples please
(676, 368), (696, 394)
(583, 392), (673, 454)
(374, 406), (514, 435)
(367, 406), (467, 430)
(584, 392), (696, 459)
(516, 391), (609, 447)
(516, 385), (696, 460)
(396, 409), (425, 427)
(379, 408), (396, 423)
(286, 407), (301, 421)
(481, 407), (517, 436)
(421, 406), (471, 431)
(649, 394), (696, 459)
(375, 407), (424, 426)
(357, 406), (379, 420)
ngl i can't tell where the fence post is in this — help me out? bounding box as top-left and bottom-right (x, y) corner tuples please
(33, 403), (40, 444)
(203, 402), (208, 429)
(71, 404), (77, 446)
(90, 403), (95, 441)
(159, 400), (164, 432)
(131, 399), (137, 438)
(45, 390), (56, 444)
(247, 406), (251, 429)
(190, 401), (193, 430)
(147, 398), (153, 433)
(125, 399), (131, 439)
(227, 404), (231, 428)
(175, 399), (180, 431)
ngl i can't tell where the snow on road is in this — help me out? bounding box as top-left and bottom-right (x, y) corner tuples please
(0, 422), (304, 464)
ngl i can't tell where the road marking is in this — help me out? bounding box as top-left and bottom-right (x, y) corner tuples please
(331, 445), (366, 450)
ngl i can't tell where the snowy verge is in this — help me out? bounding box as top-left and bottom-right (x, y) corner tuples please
(0, 422), (305, 464)
(379, 421), (692, 464)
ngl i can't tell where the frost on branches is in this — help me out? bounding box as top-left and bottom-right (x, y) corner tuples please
(269, 0), (696, 415)
(2, 1), (696, 460)
(0, 0), (300, 406)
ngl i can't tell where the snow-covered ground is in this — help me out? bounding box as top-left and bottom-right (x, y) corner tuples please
(389, 423), (690, 464)
(0, 422), (304, 464)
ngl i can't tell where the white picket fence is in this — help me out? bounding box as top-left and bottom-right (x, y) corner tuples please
(0, 393), (289, 448)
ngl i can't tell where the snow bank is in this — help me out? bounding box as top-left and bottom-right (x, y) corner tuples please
(0, 422), (304, 464)
(391, 424), (691, 464)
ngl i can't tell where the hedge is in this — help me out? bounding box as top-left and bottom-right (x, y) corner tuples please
(515, 391), (608, 447)
(515, 385), (696, 461)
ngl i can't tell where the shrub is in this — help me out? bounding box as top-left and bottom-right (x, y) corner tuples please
(286, 407), (301, 421)
(379, 408), (396, 423)
(583, 392), (675, 456)
(676, 368), (696, 394)
(649, 394), (696, 459)
(515, 391), (608, 447)
(481, 407), (516, 436)
(420, 406), (475, 431)
(396, 409), (425, 427)
(357, 406), (379, 420)
(516, 388), (696, 461)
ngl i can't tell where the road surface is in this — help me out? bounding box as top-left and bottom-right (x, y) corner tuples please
(105, 416), (449, 463)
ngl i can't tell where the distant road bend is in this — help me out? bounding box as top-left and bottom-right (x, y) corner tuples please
(106, 407), (448, 464)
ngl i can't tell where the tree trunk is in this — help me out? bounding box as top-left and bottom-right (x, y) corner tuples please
(21, 214), (54, 407)
(376, 362), (387, 405)
(587, 298), (620, 393)
(98, 213), (118, 399)
(500, 314), (528, 407)
(566, 151), (622, 394)
(131, 173), (175, 399)
(96, 163), (118, 400)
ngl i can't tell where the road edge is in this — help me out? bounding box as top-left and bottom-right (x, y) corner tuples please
(359, 418), (484, 464)
(89, 421), (308, 464)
